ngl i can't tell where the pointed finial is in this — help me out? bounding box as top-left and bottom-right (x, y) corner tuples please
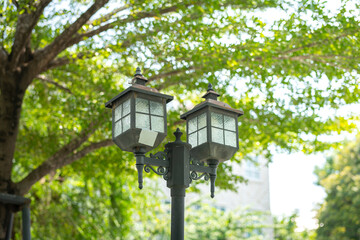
(134, 67), (142, 76)
(202, 82), (220, 100)
(174, 128), (183, 142)
(132, 67), (148, 85)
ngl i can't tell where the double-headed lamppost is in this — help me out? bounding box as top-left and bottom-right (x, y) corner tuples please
(105, 68), (243, 240)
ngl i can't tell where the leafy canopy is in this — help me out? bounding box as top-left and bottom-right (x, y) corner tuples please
(315, 137), (360, 240)
(1, 0), (360, 238)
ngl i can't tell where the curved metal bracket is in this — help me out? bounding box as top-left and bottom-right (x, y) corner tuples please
(189, 156), (219, 198)
(189, 171), (210, 183)
(135, 151), (170, 188)
(149, 151), (168, 161)
(144, 165), (170, 180)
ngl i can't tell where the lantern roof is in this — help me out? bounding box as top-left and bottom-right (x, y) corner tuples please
(180, 83), (243, 119)
(105, 68), (173, 108)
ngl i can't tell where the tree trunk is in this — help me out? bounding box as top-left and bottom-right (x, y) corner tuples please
(0, 71), (26, 239)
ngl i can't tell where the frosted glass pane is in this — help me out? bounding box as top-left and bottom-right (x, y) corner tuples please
(188, 132), (197, 147)
(122, 115), (130, 132)
(198, 113), (207, 129)
(151, 116), (164, 133)
(211, 127), (224, 144)
(136, 98), (149, 113)
(136, 113), (150, 129)
(123, 99), (130, 116)
(211, 113), (223, 128)
(198, 128), (207, 145)
(114, 105), (122, 121)
(114, 120), (122, 137)
(225, 130), (237, 147)
(150, 101), (164, 116)
(188, 117), (197, 133)
(224, 116), (236, 131)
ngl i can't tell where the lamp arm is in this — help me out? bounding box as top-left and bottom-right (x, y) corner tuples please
(189, 164), (216, 175)
(189, 159), (219, 198)
(134, 151), (170, 189)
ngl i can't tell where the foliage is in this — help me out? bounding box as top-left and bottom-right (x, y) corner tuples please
(129, 197), (272, 239)
(1, 0), (360, 238)
(315, 137), (360, 240)
(273, 212), (316, 240)
(13, 147), (139, 239)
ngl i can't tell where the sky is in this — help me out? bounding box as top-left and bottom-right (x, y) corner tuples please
(269, 152), (326, 230)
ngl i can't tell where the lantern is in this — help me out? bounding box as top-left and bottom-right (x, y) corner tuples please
(105, 68), (173, 153)
(180, 84), (243, 162)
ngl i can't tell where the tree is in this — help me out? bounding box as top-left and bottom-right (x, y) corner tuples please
(273, 211), (316, 240)
(315, 137), (360, 240)
(0, 0), (359, 237)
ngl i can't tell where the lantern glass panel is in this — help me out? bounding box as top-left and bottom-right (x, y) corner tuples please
(151, 115), (164, 132)
(198, 113), (206, 129)
(210, 112), (237, 147)
(225, 130), (236, 147)
(136, 113), (150, 129)
(211, 112), (223, 128)
(123, 115), (131, 132)
(113, 99), (132, 138)
(136, 98), (149, 113)
(198, 128), (207, 145)
(188, 118), (197, 133)
(114, 121), (122, 136)
(134, 97), (165, 133)
(115, 105), (122, 121)
(187, 112), (207, 147)
(211, 127), (224, 144)
(150, 101), (164, 115)
(224, 115), (236, 131)
(189, 132), (197, 147)
(123, 99), (130, 115)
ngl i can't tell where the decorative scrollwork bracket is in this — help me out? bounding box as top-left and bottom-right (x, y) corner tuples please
(189, 156), (219, 198)
(189, 171), (210, 183)
(135, 151), (170, 188)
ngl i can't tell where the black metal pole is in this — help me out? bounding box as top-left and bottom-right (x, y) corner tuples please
(5, 212), (14, 240)
(22, 206), (31, 240)
(170, 188), (185, 240)
(166, 129), (191, 240)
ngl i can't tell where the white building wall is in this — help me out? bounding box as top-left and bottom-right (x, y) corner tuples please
(187, 157), (273, 239)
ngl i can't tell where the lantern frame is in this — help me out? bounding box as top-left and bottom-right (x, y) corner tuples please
(105, 69), (173, 153)
(180, 85), (243, 163)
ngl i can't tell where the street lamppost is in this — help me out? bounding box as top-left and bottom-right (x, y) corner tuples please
(105, 68), (243, 240)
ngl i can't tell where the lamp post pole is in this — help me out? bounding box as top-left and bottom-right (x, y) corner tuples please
(166, 129), (190, 240)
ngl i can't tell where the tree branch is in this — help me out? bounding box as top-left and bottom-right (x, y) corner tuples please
(312, 57), (353, 72)
(149, 66), (196, 82)
(11, 0), (19, 8)
(0, 47), (7, 63)
(36, 75), (72, 94)
(31, 0), (109, 74)
(64, 4), (187, 50)
(45, 52), (90, 70)
(16, 139), (113, 195)
(62, 139), (113, 167)
(15, 119), (104, 194)
(281, 30), (359, 55)
(9, 0), (52, 70)
(86, 5), (129, 26)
